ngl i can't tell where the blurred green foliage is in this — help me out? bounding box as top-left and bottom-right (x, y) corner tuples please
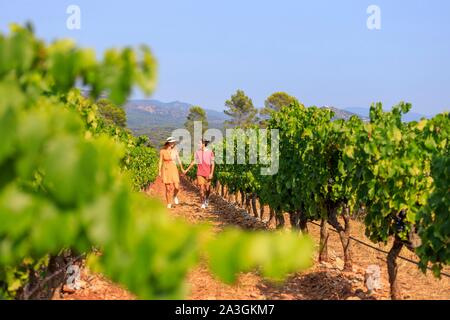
(0, 25), (314, 300)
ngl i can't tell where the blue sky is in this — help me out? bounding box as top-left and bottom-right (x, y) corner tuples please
(1, 0), (449, 115)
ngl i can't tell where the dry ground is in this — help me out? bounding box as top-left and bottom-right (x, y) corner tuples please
(57, 177), (450, 300)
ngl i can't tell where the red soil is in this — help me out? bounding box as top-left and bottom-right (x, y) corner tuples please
(57, 177), (450, 300)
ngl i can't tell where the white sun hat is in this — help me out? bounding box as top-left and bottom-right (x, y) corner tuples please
(166, 137), (177, 143)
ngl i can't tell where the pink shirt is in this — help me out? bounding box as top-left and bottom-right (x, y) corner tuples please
(195, 149), (215, 177)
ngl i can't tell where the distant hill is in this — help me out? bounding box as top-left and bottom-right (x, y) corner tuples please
(321, 106), (368, 121)
(125, 99), (228, 147)
(126, 100), (368, 129)
(344, 107), (430, 122)
(124, 99), (374, 146)
(125, 99), (227, 130)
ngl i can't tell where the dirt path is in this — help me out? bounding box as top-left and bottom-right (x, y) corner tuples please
(58, 177), (450, 300)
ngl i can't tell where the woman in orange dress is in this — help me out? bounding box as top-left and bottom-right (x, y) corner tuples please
(159, 137), (184, 208)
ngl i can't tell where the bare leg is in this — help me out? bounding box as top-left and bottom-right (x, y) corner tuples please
(165, 184), (172, 205)
(199, 184), (206, 204)
(205, 182), (211, 201)
(173, 182), (180, 198)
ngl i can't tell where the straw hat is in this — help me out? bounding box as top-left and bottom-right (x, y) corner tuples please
(165, 137), (177, 144)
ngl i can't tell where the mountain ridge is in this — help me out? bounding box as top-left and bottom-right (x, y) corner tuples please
(124, 99), (368, 146)
(125, 99), (227, 129)
(125, 99), (365, 129)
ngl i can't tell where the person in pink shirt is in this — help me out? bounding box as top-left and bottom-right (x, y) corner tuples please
(184, 139), (215, 209)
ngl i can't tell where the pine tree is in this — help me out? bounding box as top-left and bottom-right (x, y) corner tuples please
(261, 92), (297, 116)
(224, 90), (258, 128)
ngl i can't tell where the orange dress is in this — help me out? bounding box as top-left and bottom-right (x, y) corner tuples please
(160, 149), (180, 184)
